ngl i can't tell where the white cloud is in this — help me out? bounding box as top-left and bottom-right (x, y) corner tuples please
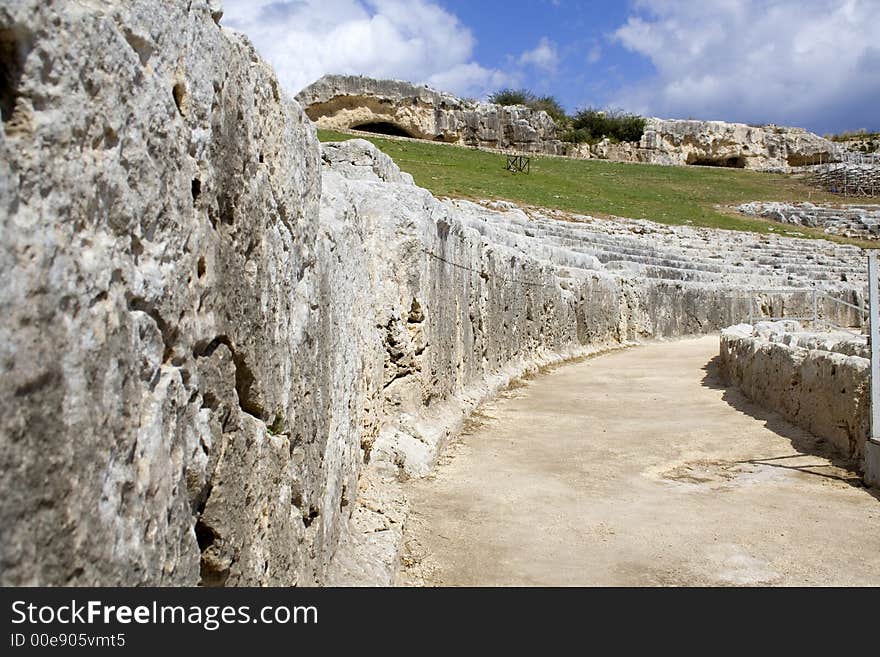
(426, 64), (515, 100)
(220, 0), (511, 99)
(611, 0), (880, 132)
(518, 37), (560, 73)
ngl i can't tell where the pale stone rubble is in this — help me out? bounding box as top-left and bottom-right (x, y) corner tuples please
(0, 1), (870, 587)
(739, 202), (880, 240)
(720, 322), (869, 462)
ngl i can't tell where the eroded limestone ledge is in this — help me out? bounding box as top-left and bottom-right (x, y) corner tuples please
(297, 74), (564, 154)
(570, 118), (843, 171)
(719, 323), (869, 463)
(0, 1), (869, 587)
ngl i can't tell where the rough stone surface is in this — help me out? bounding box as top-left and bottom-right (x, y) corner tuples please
(0, 0), (332, 587)
(720, 322), (870, 463)
(0, 1), (871, 586)
(296, 74), (564, 154)
(571, 119), (843, 171)
(738, 201), (880, 240)
(320, 138), (414, 184)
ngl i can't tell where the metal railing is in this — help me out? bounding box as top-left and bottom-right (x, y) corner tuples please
(867, 253), (880, 485)
(841, 152), (880, 166)
(792, 152), (879, 168)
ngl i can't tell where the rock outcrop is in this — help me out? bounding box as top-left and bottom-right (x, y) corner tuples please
(296, 74), (564, 154)
(571, 119), (843, 171)
(296, 76), (842, 171)
(834, 134), (879, 156)
(0, 1), (869, 586)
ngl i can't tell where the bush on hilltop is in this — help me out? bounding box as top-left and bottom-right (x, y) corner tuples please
(488, 90), (646, 144)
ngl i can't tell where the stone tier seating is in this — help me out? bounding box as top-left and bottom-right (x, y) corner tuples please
(739, 201), (880, 241)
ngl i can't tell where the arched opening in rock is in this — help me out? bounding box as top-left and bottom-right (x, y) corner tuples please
(686, 155), (746, 168)
(352, 121), (414, 138)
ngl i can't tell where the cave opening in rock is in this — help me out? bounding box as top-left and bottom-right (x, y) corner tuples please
(352, 121), (414, 138)
(687, 155), (746, 168)
(0, 28), (28, 125)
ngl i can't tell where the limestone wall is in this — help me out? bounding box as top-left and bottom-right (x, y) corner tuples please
(0, 1), (869, 587)
(570, 119), (843, 171)
(0, 0), (331, 586)
(719, 323), (869, 462)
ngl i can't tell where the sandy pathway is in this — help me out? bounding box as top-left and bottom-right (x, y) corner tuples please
(399, 336), (880, 586)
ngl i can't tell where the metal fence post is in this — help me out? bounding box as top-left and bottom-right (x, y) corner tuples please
(866, 252), (880, 487)
(812, 288), (818, 329)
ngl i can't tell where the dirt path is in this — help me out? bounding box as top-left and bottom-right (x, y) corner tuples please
(399, 336), (880, 586)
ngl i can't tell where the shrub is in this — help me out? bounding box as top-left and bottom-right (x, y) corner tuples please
(566, 107), (646, 144)
(530, 95), (568, 123)
(557, 127), (592, 145)
(827, 129), (880, 142)
(488, 89), (568, 123)
(488, 88), (536, 107)
(486, 91), (646, 142)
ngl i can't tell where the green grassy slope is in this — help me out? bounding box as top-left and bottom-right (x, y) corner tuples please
(318, 129), (877, 246)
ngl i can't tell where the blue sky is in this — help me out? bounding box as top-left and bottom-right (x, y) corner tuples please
(222, 0), (880, 135)
(437, 0), (655, 109)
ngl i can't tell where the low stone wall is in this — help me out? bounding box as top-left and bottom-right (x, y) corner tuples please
(719, 323), (869, 463)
